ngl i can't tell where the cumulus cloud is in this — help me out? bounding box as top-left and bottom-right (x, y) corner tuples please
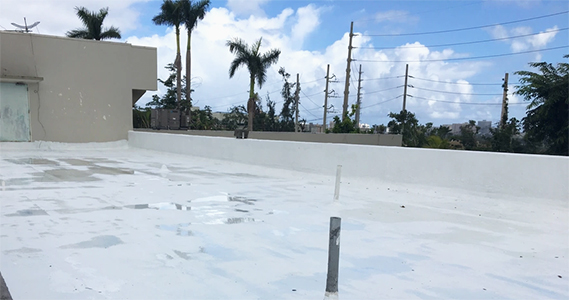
(489, 25), (559, 53)
(374, 10), (419, 23)
(1, 1), (502, 125)
(0, 0), (145, 36)
(226, 0), (269, 17)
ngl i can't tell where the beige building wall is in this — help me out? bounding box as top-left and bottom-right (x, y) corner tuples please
(134, 129), (402, 146)
(0, 32), (157, 142)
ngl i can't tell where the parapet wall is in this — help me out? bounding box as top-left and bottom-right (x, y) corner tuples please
(128, 131), (569, 201)
(134, 129), (402, 146)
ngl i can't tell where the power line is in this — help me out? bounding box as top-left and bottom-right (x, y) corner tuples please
(365, 75), (405, 81)
(299, 102), (319, 119)
(353, 1), (481, 23)
(359, 10), (568, 37)
(301, 90), (322, 107)
(409, 76), (515, 86)
(361, 95), (402, 109)
(364, 85), (402, 95)
(355, 45), (568, 63)
(356, 27), (568, 50)
(412, 96), (527, 106)
(411, 86), (503, 96)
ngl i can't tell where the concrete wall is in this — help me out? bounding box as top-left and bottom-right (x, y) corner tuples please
(128, 131), (569, 201)
(0, 32), (157, 142)
(134, 129), (402, 146)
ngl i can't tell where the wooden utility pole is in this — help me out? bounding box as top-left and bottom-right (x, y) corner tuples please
(323, 64), (331, 131)
(295, 73), (300, 132)
(500, 72), (509, 128)
(355, 64), (363, 127)
(342, 22), (354, 120)
(401, 64), (409, 134)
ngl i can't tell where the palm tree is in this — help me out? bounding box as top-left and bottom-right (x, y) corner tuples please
(226, 37), (281, 131)
(181, 0), (210, 109)
(66, 7), (121, 41)
(153, 0), (184, 106)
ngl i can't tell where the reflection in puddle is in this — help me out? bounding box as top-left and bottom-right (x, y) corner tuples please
(60, 235), (123, 249)
(204, 217), (258, 225)
(5, 158), (59, 165)
(88, 166), (134, 175)
(228, 196), (257, 205)
(59, 159), (93, 166)
(156, 224), (192, 236)
(5, 209), (48, 217)
(173, 250), (191, 260)
(125, 202), (191, 211)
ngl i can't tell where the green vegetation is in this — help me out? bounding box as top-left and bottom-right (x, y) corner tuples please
(66, 7), (121, 40)
(226, 37), (281, 131)
(515, 55), (568, 155)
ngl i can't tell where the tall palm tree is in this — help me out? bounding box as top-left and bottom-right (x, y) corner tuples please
(226, 37), (281, 131)
(66, 7), (121, 41)
(181, 0), (210, 123)
(153, 0), (184, 106)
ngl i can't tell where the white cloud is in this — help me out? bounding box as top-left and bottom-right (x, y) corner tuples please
(489, 25), (559, 53)
(1, 1), (502, 125)
(374, 10), (419, 23)
(0, 0), (146, 36)
(226, 0), (269, 17)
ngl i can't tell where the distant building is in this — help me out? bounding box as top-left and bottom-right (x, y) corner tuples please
(477, 120), (492, 136)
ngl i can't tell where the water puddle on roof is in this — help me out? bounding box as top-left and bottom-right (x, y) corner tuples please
(156, 224), (193, 236)
(125, 202), (191, 211)
(5, 158), (59, 165)
(60, 235), (123, 249)
(5, 209), (48, 217)
(204, 217), (259, 225)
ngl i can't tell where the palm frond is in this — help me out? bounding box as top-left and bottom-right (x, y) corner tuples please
(182, 0), (210, 32)
(100, 27), (122, 40)
(226, 38), (248, 55)
(229, 54), (249, 78)
(66, 29), (90, 39)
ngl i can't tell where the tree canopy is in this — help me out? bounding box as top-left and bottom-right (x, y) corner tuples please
(227, 37), (281, 131)
(66, 7), (121, 40)
(515, 55), (569, 155)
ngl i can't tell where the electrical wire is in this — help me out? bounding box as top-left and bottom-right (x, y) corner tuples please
(411, 96), (527, 105)
(355, 27), (568, 50)
(359, 10), (568, 37)
(365, 75), (405, 81)
(360, 95), (403, 109)
(354, 1), (481, 23)
(411, 86), (503, 96)
(364, 86), (403, 95)
(301, 90), (322, 107)
(299, 102), (319, 119)
(409, 76), (515, 86)
(354, 45), (568, 63)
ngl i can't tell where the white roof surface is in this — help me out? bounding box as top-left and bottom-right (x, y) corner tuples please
(1, 142), (567, 299)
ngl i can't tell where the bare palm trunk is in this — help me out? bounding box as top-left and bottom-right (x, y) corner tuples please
(248, 74), (255, 131)
(186, 32), (192, 126)
(175, 27), (182, 109)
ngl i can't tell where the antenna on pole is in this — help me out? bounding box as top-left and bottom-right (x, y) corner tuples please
(11, 17), (40, 33)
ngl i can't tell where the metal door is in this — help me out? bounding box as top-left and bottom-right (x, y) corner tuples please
(0, 82), (31, 141)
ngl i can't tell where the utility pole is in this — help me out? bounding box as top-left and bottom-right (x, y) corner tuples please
(323, 64), (331, 131)
(342, 22), (354, 120)
(355, 64), (363, 127)
(295, 73), (300, 133)
(401, 64), (409, 134)
(500, 72), (509, 128)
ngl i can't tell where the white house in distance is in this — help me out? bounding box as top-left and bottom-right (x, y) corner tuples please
(0, 31), (157, 143)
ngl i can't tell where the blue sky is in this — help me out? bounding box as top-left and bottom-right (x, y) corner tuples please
(1, 0), (567, 127)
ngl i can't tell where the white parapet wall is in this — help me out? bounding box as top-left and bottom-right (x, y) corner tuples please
(128, 131), (569, 201)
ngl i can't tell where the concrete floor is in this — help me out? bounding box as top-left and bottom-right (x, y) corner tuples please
(1, 145), (567, 299)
